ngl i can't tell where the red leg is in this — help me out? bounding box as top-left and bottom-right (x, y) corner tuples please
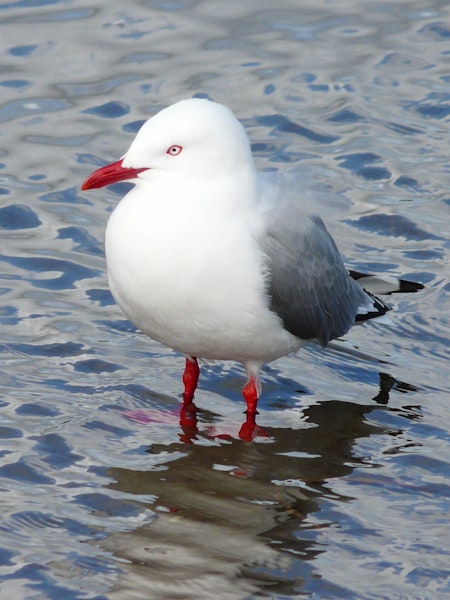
(242, 374), (259, 415)
(239, 410), (257, 441)
(182, 356), (199, 405)
(240, 374), (269, 441)
(179, 402), (198, 444)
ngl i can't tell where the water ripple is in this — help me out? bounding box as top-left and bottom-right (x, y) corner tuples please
(0, 1), (449, 599)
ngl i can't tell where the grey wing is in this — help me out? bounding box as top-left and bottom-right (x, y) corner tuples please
(257, 179), (369, 346)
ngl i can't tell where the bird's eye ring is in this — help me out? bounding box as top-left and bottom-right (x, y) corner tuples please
(167, 145), (183, 156)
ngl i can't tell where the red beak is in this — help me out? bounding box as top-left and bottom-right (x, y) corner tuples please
(81, 159), (147, 190)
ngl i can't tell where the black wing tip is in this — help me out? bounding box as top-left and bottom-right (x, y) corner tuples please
(393, 280), (425, 294)
(355, 291), (391, 323)
(349, 270), (425, 295)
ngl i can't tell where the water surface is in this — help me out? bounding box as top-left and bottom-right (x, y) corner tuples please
(0, 1), (449, 598)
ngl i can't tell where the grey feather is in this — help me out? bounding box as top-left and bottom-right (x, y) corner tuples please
(256, 169), (369, 347)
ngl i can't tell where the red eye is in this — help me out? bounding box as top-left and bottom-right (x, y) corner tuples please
(167, 145), (182, 156)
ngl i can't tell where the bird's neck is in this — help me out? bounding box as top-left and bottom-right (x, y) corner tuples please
(137, 165), (259, 215)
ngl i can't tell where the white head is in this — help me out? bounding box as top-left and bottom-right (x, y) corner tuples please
(82, 98), (255, 190)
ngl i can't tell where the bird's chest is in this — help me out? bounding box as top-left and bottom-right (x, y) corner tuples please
(104, 196), (270, 355)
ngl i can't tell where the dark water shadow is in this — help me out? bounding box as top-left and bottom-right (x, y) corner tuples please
(101, 372), (421, 599)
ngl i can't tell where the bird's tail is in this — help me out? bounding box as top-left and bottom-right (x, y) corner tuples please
(349, 270), (424, 295)
(350, 270), (424, 324)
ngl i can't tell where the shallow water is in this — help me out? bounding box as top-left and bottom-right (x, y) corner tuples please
(1, 0), (449, 598)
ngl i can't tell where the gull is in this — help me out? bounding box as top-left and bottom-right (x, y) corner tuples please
(82, 98), (417, 418)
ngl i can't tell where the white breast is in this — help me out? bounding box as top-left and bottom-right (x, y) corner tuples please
(105, 182), (301, 363)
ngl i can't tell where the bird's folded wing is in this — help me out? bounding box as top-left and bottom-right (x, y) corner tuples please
(258, 208), (368, 347)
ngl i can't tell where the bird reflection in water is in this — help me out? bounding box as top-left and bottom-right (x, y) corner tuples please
(179, 399), (267, 444)
(104, 372), (421, 600)
(124, 369), (420, 445)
